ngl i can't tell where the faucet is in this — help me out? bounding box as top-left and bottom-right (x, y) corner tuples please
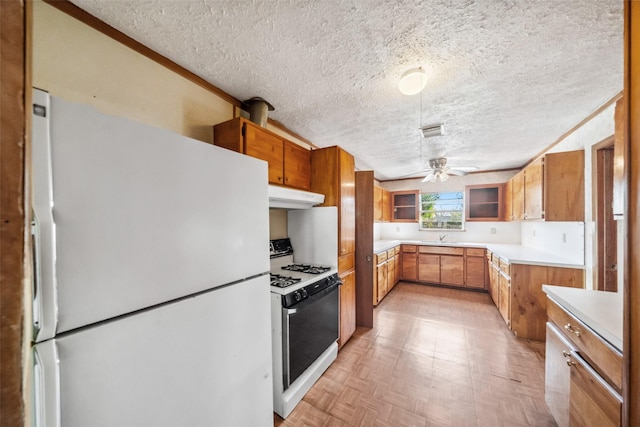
(439, 234), (448, 243)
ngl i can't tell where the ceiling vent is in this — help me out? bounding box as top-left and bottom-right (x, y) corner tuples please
(421, 123), (444, 138)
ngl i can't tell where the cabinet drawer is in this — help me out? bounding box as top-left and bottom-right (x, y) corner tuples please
(419, 246), (464, 256)
(498, 258), (510, 275)
(547, 297), (622, 391)
(486, 250), (492, 260)
(402, 245), (417, 253)
(466, 248), (485, 257)
(387, 249), (395, 259)
(375, 251), (388, 263)
(394, 246), (401, 255)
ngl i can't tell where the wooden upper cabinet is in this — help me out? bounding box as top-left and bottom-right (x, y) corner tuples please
(504, 178), (513, 221)
(524, 157), (544, 220)
(544, 150), (585, 221)
(283, 140), (310, 189)
(508, 150), (584, 222)
(373, 185), (391, 222)
(392, 190), (420, 222)
(511, 170), (525, 221)
(310, 146), (355, 258)
(465, 184), (504, 221)
(244, 123), (284, 184)
(213, 117), (311, 190)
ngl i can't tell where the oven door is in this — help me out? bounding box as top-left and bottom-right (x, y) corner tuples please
(282, 283), (339, 389)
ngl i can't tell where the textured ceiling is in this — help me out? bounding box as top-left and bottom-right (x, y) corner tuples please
(70, 0), (623, 180)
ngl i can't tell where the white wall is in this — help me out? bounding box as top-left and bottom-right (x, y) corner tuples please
(520, 222), (585, 265)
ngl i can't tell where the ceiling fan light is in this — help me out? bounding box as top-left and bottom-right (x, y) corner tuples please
(399, 68), (427, 95)
(438, 171), (450, 182)
(422, 173), (436, 183)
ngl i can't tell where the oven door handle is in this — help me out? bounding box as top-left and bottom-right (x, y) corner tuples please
(283, 283), (339, 313)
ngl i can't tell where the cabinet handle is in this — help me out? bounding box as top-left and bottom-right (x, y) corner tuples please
(564, 323), (580, 337)
(566, 358), (576, 367)
(562, 350), (571, 358)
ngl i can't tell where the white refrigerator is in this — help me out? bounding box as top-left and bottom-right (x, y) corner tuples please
(31, 89), (273, 427)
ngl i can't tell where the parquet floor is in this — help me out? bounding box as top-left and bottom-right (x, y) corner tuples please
(274, 282), (557, 427)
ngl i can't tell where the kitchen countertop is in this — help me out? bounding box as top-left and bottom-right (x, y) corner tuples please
(542, 285), (623, 352)
(373, 240), (584, 269)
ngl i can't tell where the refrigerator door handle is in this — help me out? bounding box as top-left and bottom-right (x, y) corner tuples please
(31, 217), (42, 336)
(31, 90), (58, 342)
(33, 340), (61, 427)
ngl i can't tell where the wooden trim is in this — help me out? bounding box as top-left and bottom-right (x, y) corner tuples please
(354, 171), (374, 328)
(378, 167), (520, 183)
(624, 1), (638, 425)
(0, 1), (30, 426)
(268, 119), (319, 150)
(43, 0), (242, 108)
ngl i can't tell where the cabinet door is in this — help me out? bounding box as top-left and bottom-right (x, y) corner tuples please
(244, 123), (284, 185)
(418, 254), (440, 283)
(373, 185), (383, 221)
(569, 351), (622, 427)
(544, 150), (585, 221)
(511, 171), (525, 220)
(545, 323), (573, 427)
(612, 98), (625, 218)
(382, 189), (391, 222)
(339, 149), (355, 256)
(283, 140), (310, 190)
(401, 250), (418, 281)
(524, 157), (544, 220)
(440, 255), (464, 285)
(465, 255), (486, 289)
(504, 178), (513, 221)
(498, 271), (510, 326)
(387, 257), (396, 291)
(338, 269), (356, 348)
(489, 262), (500, 304)
(376, 262), (388, 303)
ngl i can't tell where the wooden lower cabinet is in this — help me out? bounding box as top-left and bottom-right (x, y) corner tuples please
(497, 270), (511, 326)
(338, 268), (356, 348)
(545, 297), (622, 427)
(401, 245), (418, 281)
(440, 255), (464, 286)
(465, 248), (487, 289)
(418, 253), (440, 282)
(374, 246), (400, 305)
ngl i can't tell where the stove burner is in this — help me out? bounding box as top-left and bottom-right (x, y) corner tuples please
(270, 274), (302, 288)
(281, 264), (331, 274)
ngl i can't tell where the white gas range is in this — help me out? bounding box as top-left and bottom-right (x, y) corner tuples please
(269, 236), (340, 419)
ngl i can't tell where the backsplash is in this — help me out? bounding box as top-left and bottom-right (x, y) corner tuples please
(379, 221), (521, 244)
(520, 221), (585, 265)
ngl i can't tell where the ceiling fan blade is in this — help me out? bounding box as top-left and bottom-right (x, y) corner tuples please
(446, 169), (467, 176)
(421, 172), (436, 182)
(395, 169), (434, 179)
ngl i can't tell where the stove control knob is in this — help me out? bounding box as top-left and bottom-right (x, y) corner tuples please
(300, 289), (308, 299)
(294, 291), (302, 302)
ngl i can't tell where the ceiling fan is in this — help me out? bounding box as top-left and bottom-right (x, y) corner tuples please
(420, 158), (478, 182)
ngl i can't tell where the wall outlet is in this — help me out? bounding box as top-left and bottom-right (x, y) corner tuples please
(396, 226), (400, 232)
(490, 227), (496, 234)
(533, 229), (536, 237)
(562, 233), (567, 243)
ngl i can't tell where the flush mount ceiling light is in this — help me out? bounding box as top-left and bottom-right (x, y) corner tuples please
(398, 68), (427, 95)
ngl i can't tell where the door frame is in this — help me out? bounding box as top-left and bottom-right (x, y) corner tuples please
(592, 137), (617, 292)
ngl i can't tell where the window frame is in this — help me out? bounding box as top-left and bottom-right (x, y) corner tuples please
(419, 190), (465, 231)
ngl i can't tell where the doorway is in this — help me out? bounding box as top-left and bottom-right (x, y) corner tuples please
(594, 139), (617, 292)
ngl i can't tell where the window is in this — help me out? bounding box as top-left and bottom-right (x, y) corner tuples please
(420, 191), (464, 230)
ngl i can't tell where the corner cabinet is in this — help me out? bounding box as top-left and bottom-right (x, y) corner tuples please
(311, 146), (356, 348)
(506, 150), (584, 221)
(392, 190), (419, 222)
(213, 117), (311, 190)
(465, 184), (504, 221)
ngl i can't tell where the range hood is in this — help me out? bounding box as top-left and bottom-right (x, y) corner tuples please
(268, 185), (325, 209)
